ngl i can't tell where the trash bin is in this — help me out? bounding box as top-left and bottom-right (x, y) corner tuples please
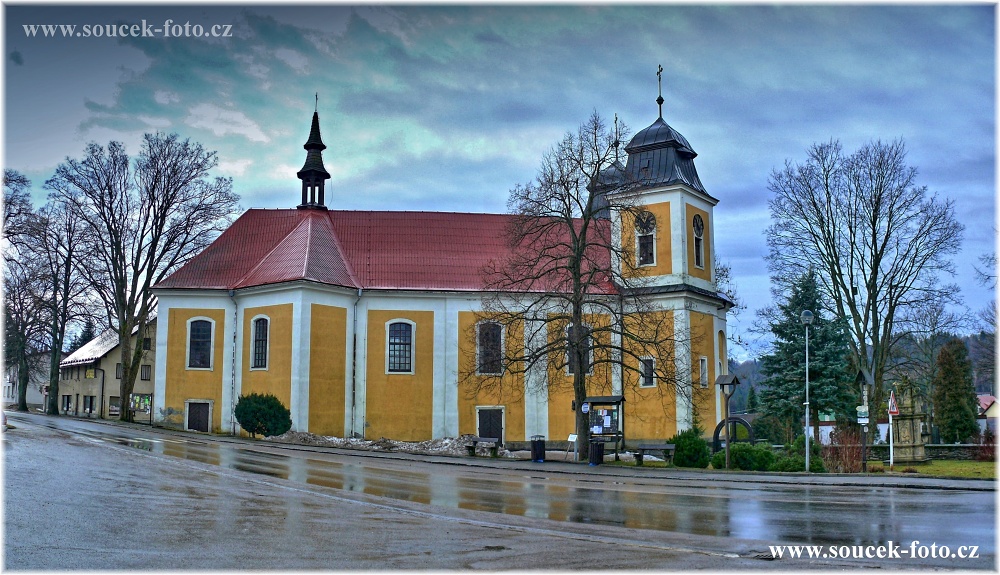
(588, 439), (605, 466)
(530, 435), (546, 462)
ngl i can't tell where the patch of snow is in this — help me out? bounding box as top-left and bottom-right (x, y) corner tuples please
(264, 432), (517, 458)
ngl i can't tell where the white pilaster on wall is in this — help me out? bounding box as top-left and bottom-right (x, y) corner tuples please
(611, 324), (623, 395)
(674, 307), (692, 431)
(153, 310), (169, 421)
(291, 291), (310, 432)
(441, 298), (461, 438)
(431, 297), (451, 438)
(221, 296), (237, 434)
(523, 317), (549, 440)
(353, 298), (369, 438)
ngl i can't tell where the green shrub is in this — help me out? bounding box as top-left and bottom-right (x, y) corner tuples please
(712, 443), (775, 471)
(668, 428), (711, 468)
(234, 393), (292, 438)
(768, 452), (827, 473)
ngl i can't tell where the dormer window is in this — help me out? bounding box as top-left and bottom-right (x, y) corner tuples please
(693, 214), (705, 269)
(635, 211), (656, 266)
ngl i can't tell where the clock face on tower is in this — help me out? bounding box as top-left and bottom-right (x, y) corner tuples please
(635, 211), (656, 234)
(692, 214), (704, 238)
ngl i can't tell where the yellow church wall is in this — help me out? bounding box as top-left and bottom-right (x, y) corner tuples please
(241, 304), (293, 409)
(686, 204), (712, 282)
(365, 310), (434, 441)
(456, 312), (526, 441)
(690, 310), (719, 431)
(309, 304), (347, 436)
(620, 310), (679, 441)
(164, 307), (227, 432)
(621, 202), (672, 277)
(546, 314), (613, 441)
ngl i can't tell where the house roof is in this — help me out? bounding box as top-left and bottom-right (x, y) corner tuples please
(60, 320), (155, 367)
(153, 209), (622, 295)
(978, 394), (996, 414)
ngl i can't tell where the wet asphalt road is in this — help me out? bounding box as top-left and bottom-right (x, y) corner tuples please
(4, 412), (995, 570)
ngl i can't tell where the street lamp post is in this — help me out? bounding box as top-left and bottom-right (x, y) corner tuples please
(856, 370), (871, 473)
(716, 374), (741, 470)
(800, 310), (814, 473)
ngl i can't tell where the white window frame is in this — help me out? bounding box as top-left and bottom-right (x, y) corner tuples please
(475, 320), (504, 376)
(639, 356), (657, 388)
(185, 317), (216, 371)
(385, 319), (416, 375)
(699, 356), (709, 389)
(250, 314), (270, 371)
(693, 214), (705, 270)
(565, 323), (593, 376)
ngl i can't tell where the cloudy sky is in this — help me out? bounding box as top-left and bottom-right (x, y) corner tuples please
(4, 3), (995, 355)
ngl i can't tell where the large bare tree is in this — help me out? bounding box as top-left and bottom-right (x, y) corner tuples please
(4, 251), (49, 411)
(46, 133), (239, 422)
(3, 169), (34, 258)
(766, 139), (963, 410)
(467, 112), (696, 459)
(36, 199), (93, 415)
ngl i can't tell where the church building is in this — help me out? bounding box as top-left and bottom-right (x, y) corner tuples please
(152, 97), (732, 444)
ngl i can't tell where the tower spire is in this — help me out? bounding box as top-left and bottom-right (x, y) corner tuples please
(656, 64), (664, 119)
(297, 100), (331, 210)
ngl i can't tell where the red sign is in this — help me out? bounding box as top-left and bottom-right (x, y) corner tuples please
(888, 390), (899, 416)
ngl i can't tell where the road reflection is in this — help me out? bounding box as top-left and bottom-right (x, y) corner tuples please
(23, 415), (994, 554)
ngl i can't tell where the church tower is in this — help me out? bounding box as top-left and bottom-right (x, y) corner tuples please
(614, 66), (730, 434)
(297, 105), (331, 210)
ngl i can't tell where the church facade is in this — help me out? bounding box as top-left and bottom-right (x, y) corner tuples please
(152, 104), (732, 444)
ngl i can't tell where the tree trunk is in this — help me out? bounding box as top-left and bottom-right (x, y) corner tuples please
(16, 354), (30, 412)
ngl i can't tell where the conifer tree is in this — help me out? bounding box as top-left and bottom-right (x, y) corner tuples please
(759, 271), (856, 443)
(932, 338), (979, 443)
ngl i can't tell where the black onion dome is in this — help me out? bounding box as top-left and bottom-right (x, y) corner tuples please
(623, 117), (706, 193)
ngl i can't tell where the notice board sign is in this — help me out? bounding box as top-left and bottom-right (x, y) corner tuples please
(588, 406), (619, 435)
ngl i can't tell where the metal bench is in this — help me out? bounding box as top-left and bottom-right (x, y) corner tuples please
(465, 436), (500, 457)
(635, 443), (675, 466)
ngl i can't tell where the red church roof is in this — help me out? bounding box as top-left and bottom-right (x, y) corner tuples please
(154, 209), (613, 293)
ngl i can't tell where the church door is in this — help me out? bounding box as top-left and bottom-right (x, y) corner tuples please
(477, 407), (504, 445)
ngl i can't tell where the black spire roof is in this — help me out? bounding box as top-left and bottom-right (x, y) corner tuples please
(297, 111), (331, 179)
(622, 115), (706, 194)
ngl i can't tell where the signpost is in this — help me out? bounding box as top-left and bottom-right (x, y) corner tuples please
(888, 390), (899, 470)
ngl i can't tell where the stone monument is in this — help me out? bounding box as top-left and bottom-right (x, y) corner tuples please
(890, 386), (930, 464)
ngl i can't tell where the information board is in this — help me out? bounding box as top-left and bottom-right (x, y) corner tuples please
(588, 406), (619, 435)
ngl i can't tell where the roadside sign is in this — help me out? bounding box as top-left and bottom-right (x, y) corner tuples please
(858, 417), (869, 425)
(856, 405), (869, 418)
(581, 402), (590, 414)
(888, 390), (899, 416)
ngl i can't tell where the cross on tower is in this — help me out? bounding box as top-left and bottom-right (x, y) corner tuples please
(656, 64), (665, 119)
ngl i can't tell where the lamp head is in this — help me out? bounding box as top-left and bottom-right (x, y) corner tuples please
(800, 310), (814, 326)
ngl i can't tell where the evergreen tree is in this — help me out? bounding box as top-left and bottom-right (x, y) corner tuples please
(67, 318), (96, 353)
(932, 338), (979, 443)
(758, 271), (856, 443)
(746, 384), (759, 413)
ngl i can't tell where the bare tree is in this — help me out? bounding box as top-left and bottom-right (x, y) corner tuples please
(36, 199), (93, 415)
(888, 290), (973, 407)
(466, 112), (696, 459)
(46, 133), (239, 422)
(766, 139), (963, 411)
(972, 251), (996, 394)
(4, 252), (49, 411)
(3, 169), (34, 257)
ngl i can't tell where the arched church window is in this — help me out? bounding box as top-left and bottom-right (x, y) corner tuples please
(693, 214), (705, 269)
(636, 211), (656, 266)
(477, 322), (503, 375)
(387, 321), (413, 373)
